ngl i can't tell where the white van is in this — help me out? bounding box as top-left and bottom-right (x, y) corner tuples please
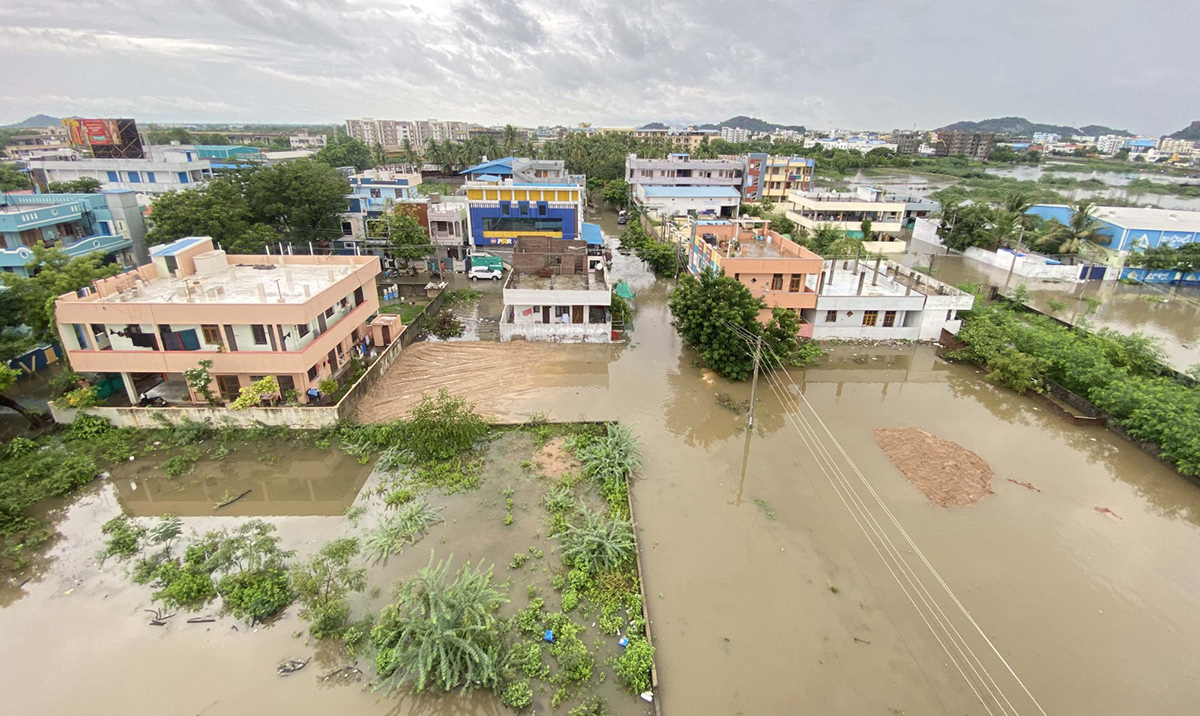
(468, 265), (503, 281)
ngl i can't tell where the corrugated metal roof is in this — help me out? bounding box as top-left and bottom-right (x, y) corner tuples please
(460, 157), (515, 175)
(642, 186), (742, 198)
(581, 222), (603, 246)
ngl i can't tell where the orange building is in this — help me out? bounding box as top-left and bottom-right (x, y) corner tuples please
(685, 220), (822, 336)
(55, 236), (380, 405)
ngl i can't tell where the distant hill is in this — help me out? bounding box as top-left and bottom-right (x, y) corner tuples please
(699, 116), (805, 134)
(639, 122), (669, 130)
(1169, 121), (1200, 141)
(2, 114), (61, 129)
(938, 116), (1132, 138)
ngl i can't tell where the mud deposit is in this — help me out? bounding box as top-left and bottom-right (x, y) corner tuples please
(873, 427), (995, 507)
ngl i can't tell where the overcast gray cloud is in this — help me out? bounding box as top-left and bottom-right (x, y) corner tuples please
(0, 0), (1195, 135)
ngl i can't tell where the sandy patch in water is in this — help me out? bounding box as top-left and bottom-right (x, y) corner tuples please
(873, 427), (994, 508)
(535, 436), (582, 481)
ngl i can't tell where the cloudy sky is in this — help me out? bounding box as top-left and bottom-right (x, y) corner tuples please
(0, 0), (1195, 135)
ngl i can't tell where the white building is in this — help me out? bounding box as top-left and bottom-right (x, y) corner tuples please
(289, 129), (327, 150)
(499, 237), (612, 343)
(1032, 132), (1061, 144)
(1097, 135), (1128, 154)
(805, 258), (974, 341)
(786, 187), (906, 236)
(635, 185), (741, 219)
(26, 146), (213, 203)
(344, 118), (470, 147)
(720, 127), (752, 143)
(1159, 137), (1196, 156)
(625, 153), (745, 190)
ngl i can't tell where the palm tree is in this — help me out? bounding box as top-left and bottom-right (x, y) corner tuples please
(424, 138), (441, 171)
(500, 124), (520, 156)
(401, 139), (418, 169)
(1035, 200), (1105, 254)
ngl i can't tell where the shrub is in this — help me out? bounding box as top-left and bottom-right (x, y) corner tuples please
(292, 538), (367, 639)
(404, 390), (489, 462)
(371, 555), (508, 694)
(60, 386), (100, 408)
(99, 515), (146, 560)
(507, 640), (549, 679)
(501, 680), (533, 709)
(365, 499), (443, 564)
(71, 413), (112, 439)
(427, 310), (464, 339)
(217, 568), (293, 623)
(229, 376), (279, 410)
(555, 509), (636, 574)
(613, 637), (655, 693)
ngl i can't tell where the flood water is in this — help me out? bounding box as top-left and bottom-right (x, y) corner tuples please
(3, 209), (1200, 715)
(112, 446), (373, 517)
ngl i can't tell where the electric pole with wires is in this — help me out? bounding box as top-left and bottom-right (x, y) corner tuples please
(747, 333), (763, 428)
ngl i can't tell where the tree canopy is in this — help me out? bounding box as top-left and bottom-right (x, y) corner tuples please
(47, 178), (101, 194)
(314, 135), (373, 172)
(0, 165), (31, 191)
(145, 161), (349, 250)
(0, 247), (122, 349)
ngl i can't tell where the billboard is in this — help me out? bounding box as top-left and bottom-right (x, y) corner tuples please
(62, 118), (144, 159)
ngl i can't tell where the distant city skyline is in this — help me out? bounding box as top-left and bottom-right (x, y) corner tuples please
(0, 0), (1195, 137)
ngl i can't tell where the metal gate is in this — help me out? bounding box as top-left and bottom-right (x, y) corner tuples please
(1079, 264), (1107, 280)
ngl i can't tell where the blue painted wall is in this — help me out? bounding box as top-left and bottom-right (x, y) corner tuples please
(468, 204), (579, 245)
(1026, 204), (1200, 251)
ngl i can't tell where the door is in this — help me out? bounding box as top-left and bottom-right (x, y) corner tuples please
(571, 306), (583, 324)
(278, 375), (296, 396)
(542, 306), (551, 324)
(381, 325), (391, 344)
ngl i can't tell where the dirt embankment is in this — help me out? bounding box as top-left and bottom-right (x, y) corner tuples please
(353, 341), (616, 423)
(873, 427), (994, 508)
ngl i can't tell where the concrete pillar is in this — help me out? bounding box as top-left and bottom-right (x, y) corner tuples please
(856, 272), (866, 296)
(121, 372), (139, 405)
(873, 256), (882, 286)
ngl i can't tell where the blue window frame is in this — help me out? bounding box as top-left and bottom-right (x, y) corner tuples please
(106, 171), (119, 182)
(126, 171), (141, 183)
(146, 172), (156, 183)
(500, 201), (511, 217)
(178, 172), (189, 184)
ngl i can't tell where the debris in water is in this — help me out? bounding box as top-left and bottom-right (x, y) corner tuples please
(853, 637), (872, 645)
(320, 666), (363, 682)
(277, 658), (311, 676)
(215, 489), (252, 510)
(640, 691), (654, 703)
(1007, 478), (1041, 492)
(187, 617), (216, 624)
(1094, 506), (1122, 520)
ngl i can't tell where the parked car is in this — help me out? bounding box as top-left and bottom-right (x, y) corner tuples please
(469, 265), (503, 281)
(617, 209), (628, 225)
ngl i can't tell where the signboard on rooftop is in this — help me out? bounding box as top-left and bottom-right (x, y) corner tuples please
(62, 118), (144, 159)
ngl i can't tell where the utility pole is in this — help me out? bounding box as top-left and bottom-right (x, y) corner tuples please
(748, 334), (763, 428)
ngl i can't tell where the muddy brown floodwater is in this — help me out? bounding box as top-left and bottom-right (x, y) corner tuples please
(3, 210), (1200, 715)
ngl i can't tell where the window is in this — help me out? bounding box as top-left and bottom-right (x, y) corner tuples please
(126, 171), (141, 183)
(341, 221), (353, 235)
(146, 172), (156, 184)
(178, 171), (189, 184)
(201, 325), (221, 345)
(771, 274), (783, 291)
(325, 307), (334, 319)
(251, 325), (268, 345)
(883, 310), (897, 328)
(106, 171), (119, 182)
(307, 365), (319, 381)
(825, 310), (838, 323)
(298, 322), (310, 338)
(370, 188), (381, 198)
(862, 310), (878, 327)
(789, 275), (802, 293)
(353, 287), (365, 305)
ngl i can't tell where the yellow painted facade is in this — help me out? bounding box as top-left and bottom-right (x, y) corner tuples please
(481, 230), (563, 239)
(466, 187), (580, 203)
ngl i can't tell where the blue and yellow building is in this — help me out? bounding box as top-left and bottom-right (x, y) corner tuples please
(465, 181), (586, 246)
(0, 190), (147, 275)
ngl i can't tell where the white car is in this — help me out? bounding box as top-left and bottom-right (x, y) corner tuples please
(469, 265), (503, 281)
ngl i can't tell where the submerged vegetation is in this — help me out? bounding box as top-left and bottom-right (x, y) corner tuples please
(952, 300), (1200, 475)
(1, 389), (656, 712)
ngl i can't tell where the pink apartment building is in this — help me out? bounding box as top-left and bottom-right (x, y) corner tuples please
(55, 236), (380, 405)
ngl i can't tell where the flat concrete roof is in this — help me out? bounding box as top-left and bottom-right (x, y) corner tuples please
(1092, 205), (1200, 233)
(643, 186), (741, 198)
(738, 239), (790, 260)
(508, 273), (596, 291)
(98, 263), (359, 305)
(820, 266), (917, 297)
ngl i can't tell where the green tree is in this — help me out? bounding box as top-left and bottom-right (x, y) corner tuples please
(500, 125), (522, 156)
(144, 178), (252, 247)
(807, 223), (845, 255)
(292, 537), (367, 639)
(1, 247), (121, 346)
(668, 268), (762, 380)
(244, 159), (350, 243)
(937, 203), (995, 252)
(46, 177), (102, 194)
(1035, 200), (1105, 254)
(860, 218), (873, 240)
(0, 165), (31, 191)
(0, 365), (42, 426)
(382, 208), (431, 262)
(314, 135), (373, 172)
(371, 555), (508, 694)
(602, 179), (630, 208)
(371, 142), (387, 168)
